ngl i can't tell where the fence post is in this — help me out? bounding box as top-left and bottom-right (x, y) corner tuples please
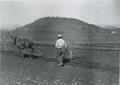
(4, 43), (7, 51)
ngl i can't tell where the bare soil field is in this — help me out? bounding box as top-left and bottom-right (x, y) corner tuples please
(0, 43), (119, 85)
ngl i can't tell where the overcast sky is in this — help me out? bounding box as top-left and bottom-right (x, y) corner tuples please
(0, 0), (120, 27)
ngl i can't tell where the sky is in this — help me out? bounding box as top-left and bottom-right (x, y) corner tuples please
(0, 0), (120, 28)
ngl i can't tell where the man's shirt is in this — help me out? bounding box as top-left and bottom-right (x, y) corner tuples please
(55, 38), (66, 48)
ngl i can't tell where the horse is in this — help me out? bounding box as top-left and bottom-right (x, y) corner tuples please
(11, 35), (34, 57)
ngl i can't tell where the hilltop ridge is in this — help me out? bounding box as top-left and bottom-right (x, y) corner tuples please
(1, 17), (120, 43)
(17, 17), (101, 31)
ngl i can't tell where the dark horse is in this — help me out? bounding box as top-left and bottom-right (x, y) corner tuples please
(11, 35), (34, 57)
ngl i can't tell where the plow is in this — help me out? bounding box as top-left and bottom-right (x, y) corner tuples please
(17, 41), (73, 61)
(18, 47), (43, 59)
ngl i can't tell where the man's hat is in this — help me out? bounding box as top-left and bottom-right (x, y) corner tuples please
(58, 34), (62, 38)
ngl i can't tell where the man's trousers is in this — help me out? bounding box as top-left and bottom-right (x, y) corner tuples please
(56, 48), (66, 64)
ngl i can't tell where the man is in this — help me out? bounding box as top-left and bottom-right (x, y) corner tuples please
(55, 34), (67, 66)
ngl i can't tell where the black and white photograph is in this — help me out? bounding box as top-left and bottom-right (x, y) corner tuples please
(0, 0), (120, 85)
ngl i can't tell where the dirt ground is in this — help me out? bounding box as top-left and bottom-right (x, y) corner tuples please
(0, 44), (119, 85)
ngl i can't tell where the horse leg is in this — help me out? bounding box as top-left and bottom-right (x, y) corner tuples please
(29, 44), (34, 52)
(17, 49), (21, 57)
(29, 55), (33, 60)
(18, 50), (24, 58)
(29, 49), (33, 59)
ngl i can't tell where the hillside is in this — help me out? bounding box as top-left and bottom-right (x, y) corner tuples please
(103, 26), (120, 29)
(0, 29), (11, 42)
(1, 17), (120, 44)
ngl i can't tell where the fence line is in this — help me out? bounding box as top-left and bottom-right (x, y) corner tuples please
(0, 42), (120, 51)
(0, 41), (120, 44)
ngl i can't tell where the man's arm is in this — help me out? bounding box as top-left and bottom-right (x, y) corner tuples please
(64, 41), (67, 50)
(55, 40), (58, 48)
